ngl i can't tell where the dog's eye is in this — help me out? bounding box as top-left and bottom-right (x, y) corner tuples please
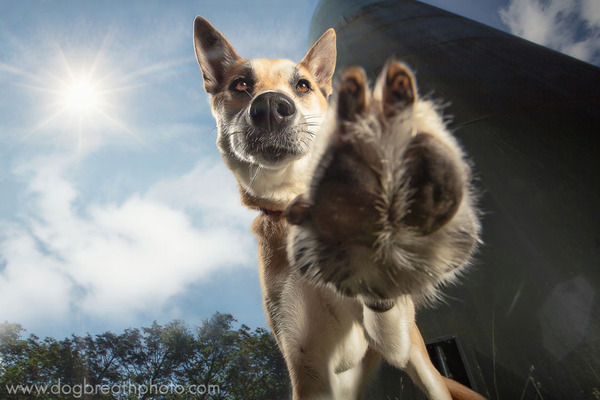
(296, 79), (311, 94)
(231, 79), (248, 92)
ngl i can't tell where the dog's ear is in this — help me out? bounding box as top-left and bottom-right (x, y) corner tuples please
(194, 16), (242, 94)
(300, 29), (337, 97)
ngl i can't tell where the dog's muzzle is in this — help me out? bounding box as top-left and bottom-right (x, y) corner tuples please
(243, 91), (305, 165)
(249, 92), (296, 131)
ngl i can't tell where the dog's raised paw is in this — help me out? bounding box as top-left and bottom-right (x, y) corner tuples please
(286, 60), (480, 304)
(402, 131), (464, 235)
(383, 61), (416, 117)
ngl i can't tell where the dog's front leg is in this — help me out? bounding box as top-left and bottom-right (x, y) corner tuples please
(280, 277), (368, 400)
(363, 296), (451, 400)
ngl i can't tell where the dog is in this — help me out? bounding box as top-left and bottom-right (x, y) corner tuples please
(193, 16), (484, 400)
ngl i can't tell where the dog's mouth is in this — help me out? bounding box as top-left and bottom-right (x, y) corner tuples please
(240, 127), (309, 167)
(256, 145), (303, 164)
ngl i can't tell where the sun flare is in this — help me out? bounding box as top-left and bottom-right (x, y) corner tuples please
(7, 40), (169, 154)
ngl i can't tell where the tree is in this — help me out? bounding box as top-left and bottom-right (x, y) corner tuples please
(0, 314), (291, 400)
(80, 331), (123, 387)
(227, 325), (290, 400)
(181, 313), (238, 399)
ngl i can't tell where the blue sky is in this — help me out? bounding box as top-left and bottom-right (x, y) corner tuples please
(0, 0), (598, 339)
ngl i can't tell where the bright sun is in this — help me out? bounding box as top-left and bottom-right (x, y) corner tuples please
(60, 76), (103, 116)
(62, 79), (101, 114)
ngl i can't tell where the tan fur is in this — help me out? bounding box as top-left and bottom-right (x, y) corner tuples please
(193, 16), (485, 400)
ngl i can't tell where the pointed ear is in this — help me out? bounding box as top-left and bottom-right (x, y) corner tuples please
(300, 29), (337, 97)
(193, 16), (242, 94)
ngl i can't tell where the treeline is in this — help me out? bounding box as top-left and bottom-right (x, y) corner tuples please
(0, 313), (290, 399)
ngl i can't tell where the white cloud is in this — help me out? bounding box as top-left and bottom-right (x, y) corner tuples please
(147, 161), (255, 226)
(0, 232), (72, 326)
(500, 0), (600, 66)
(0, 153), (256, 328)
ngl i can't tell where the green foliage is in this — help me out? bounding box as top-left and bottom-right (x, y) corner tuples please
(0, 314), (291, 399)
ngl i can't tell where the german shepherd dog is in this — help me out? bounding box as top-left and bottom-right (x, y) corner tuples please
(193, 16), (484, 400)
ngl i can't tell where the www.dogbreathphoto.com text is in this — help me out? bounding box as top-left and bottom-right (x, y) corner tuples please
(5, 379), (220, 399)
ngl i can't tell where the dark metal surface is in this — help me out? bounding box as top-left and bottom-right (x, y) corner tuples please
(310, 1), (600, 398)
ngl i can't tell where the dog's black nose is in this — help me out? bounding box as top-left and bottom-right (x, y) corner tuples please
(249, 92), (296, 131)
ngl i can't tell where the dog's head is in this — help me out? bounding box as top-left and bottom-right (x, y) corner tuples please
(193, 17), (336, 206)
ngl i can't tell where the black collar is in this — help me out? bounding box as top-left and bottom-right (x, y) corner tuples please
(260, 208), (284, 218)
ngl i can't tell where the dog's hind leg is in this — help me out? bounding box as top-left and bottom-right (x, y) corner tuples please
(405, 320), (453, 400)
(406, 322), (487, 400)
